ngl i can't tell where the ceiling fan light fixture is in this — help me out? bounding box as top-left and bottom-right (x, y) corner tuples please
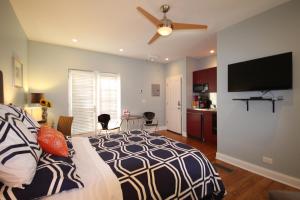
(157, 26), (172, 36)
(137, 5), (207, 44)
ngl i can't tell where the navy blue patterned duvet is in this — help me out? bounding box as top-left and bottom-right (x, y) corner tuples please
(89, 130), (225, 200)
(0, 152), (84, 200)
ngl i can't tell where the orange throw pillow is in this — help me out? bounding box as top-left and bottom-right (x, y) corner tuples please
(38, 126), (68, 157)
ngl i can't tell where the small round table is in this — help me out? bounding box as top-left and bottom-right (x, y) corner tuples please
(121, 114), (143, 131)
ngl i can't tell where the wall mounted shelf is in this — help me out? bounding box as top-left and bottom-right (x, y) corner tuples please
(232, 98), (283, 113)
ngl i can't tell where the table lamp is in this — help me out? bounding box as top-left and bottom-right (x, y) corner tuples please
(24, 106), (43, 122)
(31, 93), (44, 104)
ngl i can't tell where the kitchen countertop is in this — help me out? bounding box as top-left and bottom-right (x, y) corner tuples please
(187, 108), (217, 112)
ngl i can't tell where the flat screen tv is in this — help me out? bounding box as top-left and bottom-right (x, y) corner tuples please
(228, 52), (293, 92)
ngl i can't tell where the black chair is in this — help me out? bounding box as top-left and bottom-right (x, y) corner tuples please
(98, 114), (120, 134)
(143, 112), (158, 132)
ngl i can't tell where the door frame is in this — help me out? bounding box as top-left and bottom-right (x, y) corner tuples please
(166, 75), (182, 134)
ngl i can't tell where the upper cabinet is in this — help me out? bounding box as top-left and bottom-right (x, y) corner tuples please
(207, 67), (217, 92)
(193, 70), (200, 84)
(193, 67), (217, 92)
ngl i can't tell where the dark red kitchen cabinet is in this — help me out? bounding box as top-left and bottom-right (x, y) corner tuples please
(192, 67), (217, 93)
(193, 71), (198, 84)
(198, 69), (207, 84)
(207, 67), (217, 92)
(187, 109), (217, 145)
(193, 71), (202, 84)
(187, 109), (202, 139)
(203, 112), (216, 145)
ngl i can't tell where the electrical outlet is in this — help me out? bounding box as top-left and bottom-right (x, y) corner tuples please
(262, 156), (273, 165)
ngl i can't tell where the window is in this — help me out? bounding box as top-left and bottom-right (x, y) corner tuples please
(69, 70), (120, 135)
(69, 70), (96, 134)
(97, 73), (121, 127)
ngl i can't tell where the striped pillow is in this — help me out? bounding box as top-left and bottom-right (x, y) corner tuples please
(0, 119), (41, 188)
(0, 104), (40, 135)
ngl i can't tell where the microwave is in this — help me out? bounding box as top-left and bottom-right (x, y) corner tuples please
(193, 83), (209, 93)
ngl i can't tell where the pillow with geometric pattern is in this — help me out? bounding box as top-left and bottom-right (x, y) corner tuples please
(0, 152), (84, 200)
(0, 119), (41, 188)
(0, 104), (40, 135)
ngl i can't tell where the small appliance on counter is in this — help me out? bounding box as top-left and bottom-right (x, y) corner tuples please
(199, 96), (212, 109)
(192, 95), (212, 109)
(192, 95), (199, 108)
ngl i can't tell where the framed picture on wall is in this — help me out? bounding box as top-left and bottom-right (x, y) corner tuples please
(152, 84), (160, 96)
(13, 57), (23, 88)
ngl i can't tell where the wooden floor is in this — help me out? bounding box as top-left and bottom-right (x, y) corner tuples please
(159, 130), (299, 200)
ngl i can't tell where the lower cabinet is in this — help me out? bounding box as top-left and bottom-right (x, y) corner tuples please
(187, 109), (217, 145)
(187, 110), (203, 140)
(203, 112), (217, 145)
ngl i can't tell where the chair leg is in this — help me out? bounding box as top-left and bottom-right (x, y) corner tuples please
(155, 125), (158, 133)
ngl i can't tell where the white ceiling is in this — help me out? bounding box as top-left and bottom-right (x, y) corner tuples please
(10, 0), (289, 63)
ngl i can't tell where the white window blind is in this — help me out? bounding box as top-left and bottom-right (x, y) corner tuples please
(98, 73), (121, 126)
(69, 70), (121, 135)
(69, 70), (96, 134)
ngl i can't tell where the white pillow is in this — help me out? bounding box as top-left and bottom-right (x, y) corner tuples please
(0, 119), (41, 188)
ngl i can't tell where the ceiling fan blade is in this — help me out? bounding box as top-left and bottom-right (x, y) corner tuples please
(148, 33), (160, 44)
(173, 23), (208, 30)
(137, 7), (161, 26)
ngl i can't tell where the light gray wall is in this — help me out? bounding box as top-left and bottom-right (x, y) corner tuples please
(217, 0), (300, 178)
(165, 58), (187, 136)
(28, 41), (166, 127)
(0, 0), (28, 105)
(186, 56), (217, 109)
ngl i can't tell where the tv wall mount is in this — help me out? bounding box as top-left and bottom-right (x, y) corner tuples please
(232, 97), (283, 113)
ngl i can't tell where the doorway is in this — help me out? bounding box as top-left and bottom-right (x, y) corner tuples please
(166, 76), (182, 134)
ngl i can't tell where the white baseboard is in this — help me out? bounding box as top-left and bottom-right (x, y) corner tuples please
(158, 126), (187, 137)
(216, 152), (300, 190)
(158, 126), (167, 131)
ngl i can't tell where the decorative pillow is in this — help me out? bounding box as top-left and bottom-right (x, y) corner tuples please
(0, 152), (84, 200)
(38, 126), (68, 157)
(65, 136), (75, 157)
(0, 104), (40, 135)
(0, 119), (42, 188)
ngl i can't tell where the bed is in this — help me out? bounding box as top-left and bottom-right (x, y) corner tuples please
(43, 130), (225, 200)
(0, 70), (225, 200)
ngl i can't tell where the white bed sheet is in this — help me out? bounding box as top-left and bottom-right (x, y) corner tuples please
(44, 137), (123, 200)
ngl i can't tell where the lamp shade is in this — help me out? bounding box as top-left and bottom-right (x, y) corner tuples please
(31, 93), (44, 104)
(24, 106), (43, 122)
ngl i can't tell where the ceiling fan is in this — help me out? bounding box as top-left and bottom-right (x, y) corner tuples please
(137, 4), (208, 45)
